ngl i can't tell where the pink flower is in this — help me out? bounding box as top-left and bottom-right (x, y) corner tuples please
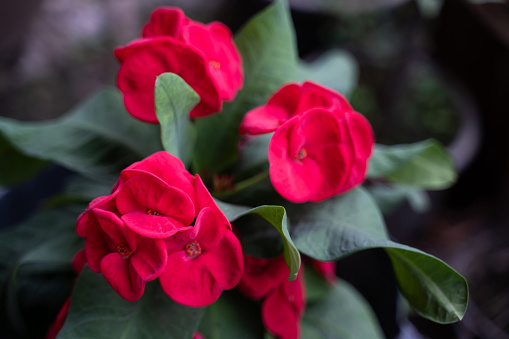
(45, 298), (71, 339)
(240, 81), (351, 135)
(85, 209), (168, 301)
(262, 268), (306, 339)
(76, 151), (240, 305)
(115, 7), (243, 123)
(237, 254), (288, 300)
(240, 81), (374, 203)
(159, 206), (243, 307)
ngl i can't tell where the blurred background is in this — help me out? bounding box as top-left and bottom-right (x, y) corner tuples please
(0, 0), (508, 338)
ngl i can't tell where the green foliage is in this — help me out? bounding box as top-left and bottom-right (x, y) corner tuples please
(57, 268), (205, 339)
(217, 200), (301, 281)
(291, 188), (468, 323)
(301, 279), (385, 338)
(368, 139), (457, 189)
(0, 88), (162, 182)
(193, 0), (298, 176)
(0, 205), (85, 338)
(155, 73), (200, 167)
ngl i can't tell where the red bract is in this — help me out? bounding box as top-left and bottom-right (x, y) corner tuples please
(237, 254), (288, 300)
(85, 209), (167, 301)
(76, 151), (238, 304)
(115, 7), (243, 123)
(262, 268), (306, 339)
(309, 258), (337, 284)
(240, 81), (374, 203)
(159, 207), (243, 307)
(240, 81), (351, 135)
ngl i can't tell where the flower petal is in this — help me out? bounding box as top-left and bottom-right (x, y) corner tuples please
(237, 254), (288, 300)
(159, 251), (223, 307)
(194, 174), (231, 230)
(130, 235), (168, 281)
(142, 7), (187, 38)
(101, 252), (145, 301)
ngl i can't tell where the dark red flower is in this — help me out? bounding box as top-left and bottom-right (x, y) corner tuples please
(159, 207), (243, 307)
(262, 268), (306, 339)
(237, 254), (288, 300)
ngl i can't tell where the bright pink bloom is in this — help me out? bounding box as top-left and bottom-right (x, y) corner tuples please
(77, 151), (234, 303)
(159, 207), (243, 307)
(262, 268), (306, 339)
(193, 332), (205, 339)
(115, 7), (243, 123)
(115, 37), (221, 123)
(85, 209), (167, 301)
(240, 81), (351, 135)
(240, 81), (374, 203)
(237, 254), (288, 300)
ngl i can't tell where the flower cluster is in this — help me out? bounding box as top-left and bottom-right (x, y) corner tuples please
(240, 81), (374, 203)
(115, 7), (243, 123)
(76, 151), (243, 306)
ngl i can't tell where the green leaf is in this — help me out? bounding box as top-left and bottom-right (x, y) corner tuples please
(223, 203), (301, 281)
(301, 279), (384, 338)
(291, 188), (468, 323)
(0, 205), (85, 338)
(198, 291), (263, 339)
(57, 267), (205, 339)
(367, 183), (430, 214)
(368, 139), (457, 189)
(155, 73), (200, 166)
(0, 133), (47, 187)
(0, 88), (162, 182)
(193, 0), (298, 176)
(296, 49), (358, 97)
(386, 248), (469, 324)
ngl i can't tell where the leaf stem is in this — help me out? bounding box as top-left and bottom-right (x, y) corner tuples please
(212, 170), (270, 200)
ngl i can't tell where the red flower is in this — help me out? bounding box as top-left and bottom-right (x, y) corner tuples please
(85, 209), (168, 301)
(159, 207), (243, 307)
(309, 258), (337, 284)
(237, 254), (288, 300)
(76, 151), (240, 305)
(240, 81), (351, 135)
(45, 298), (71, 339)
(115, 7), (243, 123)
(240, 81), (374, 203)
(262, 268), (306, 339)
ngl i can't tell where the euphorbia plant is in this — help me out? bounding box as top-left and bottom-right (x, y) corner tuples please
(0, 1), (467, 339)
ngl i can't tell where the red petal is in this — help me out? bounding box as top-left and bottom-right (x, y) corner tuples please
(122, 212), (185, 239)
(130, 235), (167, 281)
(159, 251), (223, 307)
(76, 192), (117, 237)
(120, 151), (196, 200)
(142, 7), (186, 38)
(101, 252), (145, 301)
(237, 254), (288, 300)
(193, 207), (227, 250)
(116, 174), (195, 225)
(202, 230), (244, 290)
(262, 271), (306, 339)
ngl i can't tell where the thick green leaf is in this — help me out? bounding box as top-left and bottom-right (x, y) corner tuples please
(198, 291), (263, 339)
(155, 73), (200, 166)
(219, 202), (301, 281)
(0, 88), (162, 182)
(301, 279), (384, 338)
(193, 0), (298, 176)
(368, 139), (457, 189)
(367, 183), (430, 214)
(386, 248), (469, 324)
(291, 188), (468, 323)
(0, 205), (85, 338)
(57, 268), (205, 339)
(296, 49), (358, 97)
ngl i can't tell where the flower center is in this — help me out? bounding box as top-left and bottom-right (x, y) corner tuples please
(209, 60), (221, 69)
(293, 148), (307, 162)
(117, 244), (132, 258)
(185, 240), (202, 258)
(146, 209), (162, 216)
